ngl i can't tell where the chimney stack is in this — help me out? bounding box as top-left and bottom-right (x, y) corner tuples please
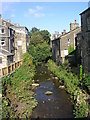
(6, 19), (11, 23)
(63, 29), (66, 34)
(75, 20), (77, 24)
(70, 20), (79, 31)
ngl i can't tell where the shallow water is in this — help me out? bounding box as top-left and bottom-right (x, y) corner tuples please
(31, 63), (73, 118)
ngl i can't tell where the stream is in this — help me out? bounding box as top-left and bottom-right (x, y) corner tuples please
(31, 63), (74, 118)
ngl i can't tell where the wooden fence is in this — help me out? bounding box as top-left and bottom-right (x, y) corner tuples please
(0, 60), (22, 78)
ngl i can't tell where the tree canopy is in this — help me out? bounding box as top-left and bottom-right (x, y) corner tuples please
(28, 27), (52, 65)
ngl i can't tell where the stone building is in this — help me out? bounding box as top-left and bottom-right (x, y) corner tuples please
(77, 7), (90, 73)
(11, 25), (29, 62)
(52, 38), (60, 65)
(51, 20), (81, 64)
(0, 15), (15, 68)
(0, 14), (29, 70)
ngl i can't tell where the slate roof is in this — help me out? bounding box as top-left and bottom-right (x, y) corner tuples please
(80, 7), (90, 15)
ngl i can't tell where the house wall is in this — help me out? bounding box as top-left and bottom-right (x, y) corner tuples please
(0, 15), (29, 71)
(51, 21), (81, 64)
(0, 26), (9, 51)
(13, 27), (29, 62)
(60, 27), (81, 63)
(14, 31), (23, 62)
(0, 53), (7, 68)
(52, 38), (60, 65)
(80, 8), (90, 73)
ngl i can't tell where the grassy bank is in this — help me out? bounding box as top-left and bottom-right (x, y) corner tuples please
(0, 80), (2, 119)
(47, 59), (88, 118)
(2, 53), (38, 118)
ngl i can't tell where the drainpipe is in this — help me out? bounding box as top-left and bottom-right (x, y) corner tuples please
(74, 33), (75, 49)
(60, 38), (61, 64)
(9, 28), (11, 52)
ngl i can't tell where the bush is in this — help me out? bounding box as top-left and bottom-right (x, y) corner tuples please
(29, 43), (52, 65)
(82, 73), (90, 92)
(68, 45), (74, 54)
(2, 52), (37, 118)
(47, 59), (88, 118)
(73, 98), (88, 118)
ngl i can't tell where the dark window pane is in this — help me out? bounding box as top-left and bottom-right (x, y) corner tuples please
(2, 29), (4, 33)
(0, 57), (2, 63)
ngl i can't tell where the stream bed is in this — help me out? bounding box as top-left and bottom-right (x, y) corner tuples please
(31, 63), (74, 118)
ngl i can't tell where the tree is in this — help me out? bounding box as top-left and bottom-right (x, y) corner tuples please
(30, 32), (44, 46)
(28, 28), (52, 65)
(40, 30), (51, 44)
(29, 42), (52, 65)
(30, 27), (40, 34)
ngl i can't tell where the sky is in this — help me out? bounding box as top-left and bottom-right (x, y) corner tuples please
(1, 2), (89, 35)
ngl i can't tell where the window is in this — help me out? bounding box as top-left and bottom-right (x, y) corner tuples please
(0, 57), (2, 63)
(17, 40), (22, 46)
(67, 38), (70, 43)
(12, 30), (14, 34)
(2, 29), (5, 33)
(67, 38), (70, 46)
(0, 39), (5, 46)
(3, 22), (6, 26)
(87, 16), (90, 31)
(64, 49), (68, 55)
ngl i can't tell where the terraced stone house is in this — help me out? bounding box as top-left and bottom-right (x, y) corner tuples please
(77, 6), (90, 73)
(52, 20), (81, 64)
(0, 15), (29, 76)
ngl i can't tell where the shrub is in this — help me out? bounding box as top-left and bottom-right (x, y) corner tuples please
(2, 52), (37, 118)
(47, 59), (88, 118)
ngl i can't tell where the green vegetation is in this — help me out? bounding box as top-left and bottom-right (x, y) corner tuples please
(0, 80), (2, 120)
(83, 73), (90, 90)
(29, 27), (51, 43)
(78, 65), (90, 93)
(2, 53), (38, 118)
(80, 73), (90, 93)
(80, 65), (83, 82)
(68, 45), (74, 54)
(28, 28), (52, 66)
(47, 60), (88, 118)
(2, 27), (52, 118)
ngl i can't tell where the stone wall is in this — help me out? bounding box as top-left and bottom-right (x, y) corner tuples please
(80, 8), (90, 73)
(60, 27), (81, 63)
(52, 38), (60, 65)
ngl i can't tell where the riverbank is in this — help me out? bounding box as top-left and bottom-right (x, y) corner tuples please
(2, 53), (38, 118)
(31, 63), (73, 118)
(47, 60), (89, 118)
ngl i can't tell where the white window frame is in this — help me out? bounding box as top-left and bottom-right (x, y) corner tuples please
(67, 38), (70, 44)
(17, 40), (22, 46)
(3, 21), (6, 26)
(64, 49), (68, 56)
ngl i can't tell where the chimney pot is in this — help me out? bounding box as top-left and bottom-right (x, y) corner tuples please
(75, 20), (76, 23)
